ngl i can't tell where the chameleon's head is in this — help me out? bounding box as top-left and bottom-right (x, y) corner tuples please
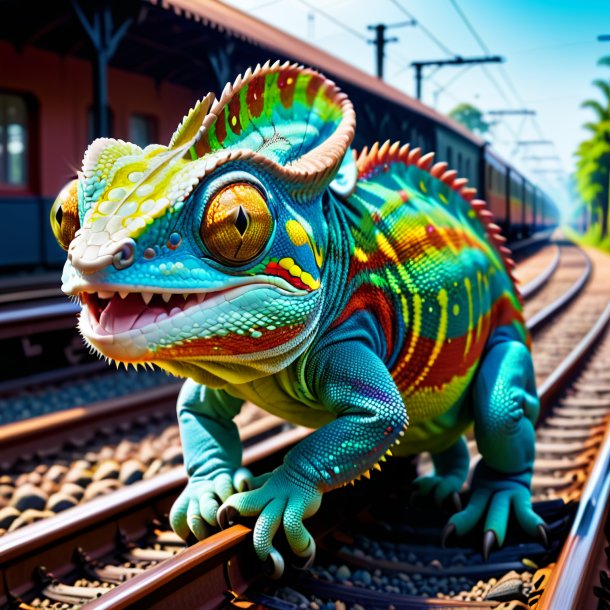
(50, 62), (355, 386)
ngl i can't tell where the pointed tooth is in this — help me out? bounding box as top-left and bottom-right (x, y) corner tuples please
(162, 293), (172, 303)
(182, 293), (189, 301)
(141, 292), (153, 305)
(98, 290), (115, 299)
(119, 291), (129, 299)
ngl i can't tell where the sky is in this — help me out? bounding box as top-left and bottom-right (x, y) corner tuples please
(222, 0), (610, 214)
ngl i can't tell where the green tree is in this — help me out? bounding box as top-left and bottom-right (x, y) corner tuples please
(448, 103), (490, 136)
(574, 57), (610, 240)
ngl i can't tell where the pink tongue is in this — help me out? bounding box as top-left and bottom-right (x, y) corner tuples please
(99, 295), (147, 334)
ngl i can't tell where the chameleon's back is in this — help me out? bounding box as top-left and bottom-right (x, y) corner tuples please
(336, 144), (526, 424)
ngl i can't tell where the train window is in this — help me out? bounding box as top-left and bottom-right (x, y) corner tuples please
(0, 93), (29, 188)
(457, 152), (462, 173)
(129, 114), (158, 148)
(446, 146), (453, 167)
(465, 157), (471, 178)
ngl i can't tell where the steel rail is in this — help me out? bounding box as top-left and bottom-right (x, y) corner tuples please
(0, 426), (311, 608)
(520, 243), (560, 300)
(526, 245), (591, 333)
(534, 299), (610, 609)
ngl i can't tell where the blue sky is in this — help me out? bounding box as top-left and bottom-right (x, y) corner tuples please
(223, 0), (610, 213)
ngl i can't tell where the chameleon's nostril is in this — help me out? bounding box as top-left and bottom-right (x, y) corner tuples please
(112, 239), (136, 270)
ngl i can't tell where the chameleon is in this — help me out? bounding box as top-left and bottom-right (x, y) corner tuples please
(51, 61), (545, 576)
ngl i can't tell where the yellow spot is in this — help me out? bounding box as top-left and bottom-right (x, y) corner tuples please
(406, 289), (448, 396)
(289, 264), (301, 277)
(464, 277), (473, 356)
(419, 180), (427, 193)
(453, 303), (460, 316)
(300, 272), (320, 290)
(231, 115), (237, 126)
(439, 192), (448, 204)
(279, 257), (294, 270)
(354, 247), (369, 262)
(287, 77), (294, 85)
(285, 219), (323, 268)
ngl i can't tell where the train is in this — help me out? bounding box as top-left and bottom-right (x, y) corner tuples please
(0, 0), (559, 271)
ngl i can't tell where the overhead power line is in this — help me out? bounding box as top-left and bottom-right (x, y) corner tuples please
(411, 55), (504, 100)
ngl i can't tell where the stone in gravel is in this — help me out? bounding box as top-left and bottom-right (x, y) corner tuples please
(161, 445), (183, 466)
(93, 460), (121, 481)
(334, 603), (346, 610)
(353, 569), (372, 586)
(10, 483), (48, 511)
(335, 565), (351, 581)
(119, 460), (145, 485)
(40, 480), (59, 496)
(114, 440), (135, 462)
(45, 464), (68, 483)
(60, 482), (85, 501)
(0, 484), (13, 501)
(0, 506), (20, 529)
(485, 571), (528, 603)
(84, 479), (121, 501)
(46, 492), (79, 513)
(0, 475), (13, 486)
(143, 459), (164, 480)
(64, 468), (93, 487)
(34, 464), (48, 475)
(8, 509), (53, 531)
(27, 471), (43, 486)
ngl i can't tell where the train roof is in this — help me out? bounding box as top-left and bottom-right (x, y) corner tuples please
(153, 0), (486, 148)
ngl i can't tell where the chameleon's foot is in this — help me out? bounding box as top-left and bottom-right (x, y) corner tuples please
(217, 465), (322, 576)
(169, 467), (257, 540)
(411, 475), (463, 511)
(445, 462), (545, 554)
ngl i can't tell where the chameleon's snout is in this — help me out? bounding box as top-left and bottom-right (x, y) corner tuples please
(68, 236), (136, 275)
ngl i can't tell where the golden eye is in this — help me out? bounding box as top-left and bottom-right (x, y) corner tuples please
(50, 179), (80, 251)
(201, 182), (273, 265)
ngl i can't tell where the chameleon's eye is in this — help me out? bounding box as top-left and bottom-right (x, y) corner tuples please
(50, 179), (80, 251)
(201, 182), (273, 265)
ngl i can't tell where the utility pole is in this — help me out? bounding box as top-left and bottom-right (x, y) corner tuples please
(367, 20), (416, 80)
(411, 55), (503, 100)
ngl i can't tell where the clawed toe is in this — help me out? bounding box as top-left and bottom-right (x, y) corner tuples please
(537, 523), (549, 549)
(482, 530), (497, 562)
(441, 522), (456, 548)
(217, 505), (240, 529)
(263, 548), (285, 579)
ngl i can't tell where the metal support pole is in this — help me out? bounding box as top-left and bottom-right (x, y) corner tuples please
(72, 0), (133, 138)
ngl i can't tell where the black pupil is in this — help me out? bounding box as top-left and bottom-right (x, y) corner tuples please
(56, 206), (63, 226)
(235, 206), (248, 236)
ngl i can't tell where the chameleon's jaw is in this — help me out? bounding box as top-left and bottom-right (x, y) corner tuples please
(73, 279), (315, 364)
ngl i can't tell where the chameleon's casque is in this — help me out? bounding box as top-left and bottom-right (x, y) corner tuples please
(52, 61), (543, 574)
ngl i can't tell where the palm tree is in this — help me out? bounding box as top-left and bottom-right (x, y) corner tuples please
(575, 58), (610, 239)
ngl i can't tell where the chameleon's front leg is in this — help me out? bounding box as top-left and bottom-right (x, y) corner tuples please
(217, 341), (407, 576)
(169, 379), (254, 541)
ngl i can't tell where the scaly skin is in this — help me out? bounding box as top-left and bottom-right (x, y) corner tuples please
(51, 61), (544, 575)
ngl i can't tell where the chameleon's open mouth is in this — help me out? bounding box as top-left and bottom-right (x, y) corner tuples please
(80, 290), (218, 335)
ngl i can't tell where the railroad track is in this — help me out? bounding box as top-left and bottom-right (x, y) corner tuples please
(1, 238), (604, 609)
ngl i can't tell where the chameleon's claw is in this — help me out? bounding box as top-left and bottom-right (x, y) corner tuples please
(537, 523), (549, 549)
(291, 535), (316, 570)
(482, 529), (496, 562)
(217, 505), (240, 529)
(449, 491), (462, 513)
(263, 548), (285, 579)
(441, 522), (456, 548)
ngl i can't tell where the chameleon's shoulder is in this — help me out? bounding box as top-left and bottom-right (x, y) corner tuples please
(347, 140), (520, 300)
